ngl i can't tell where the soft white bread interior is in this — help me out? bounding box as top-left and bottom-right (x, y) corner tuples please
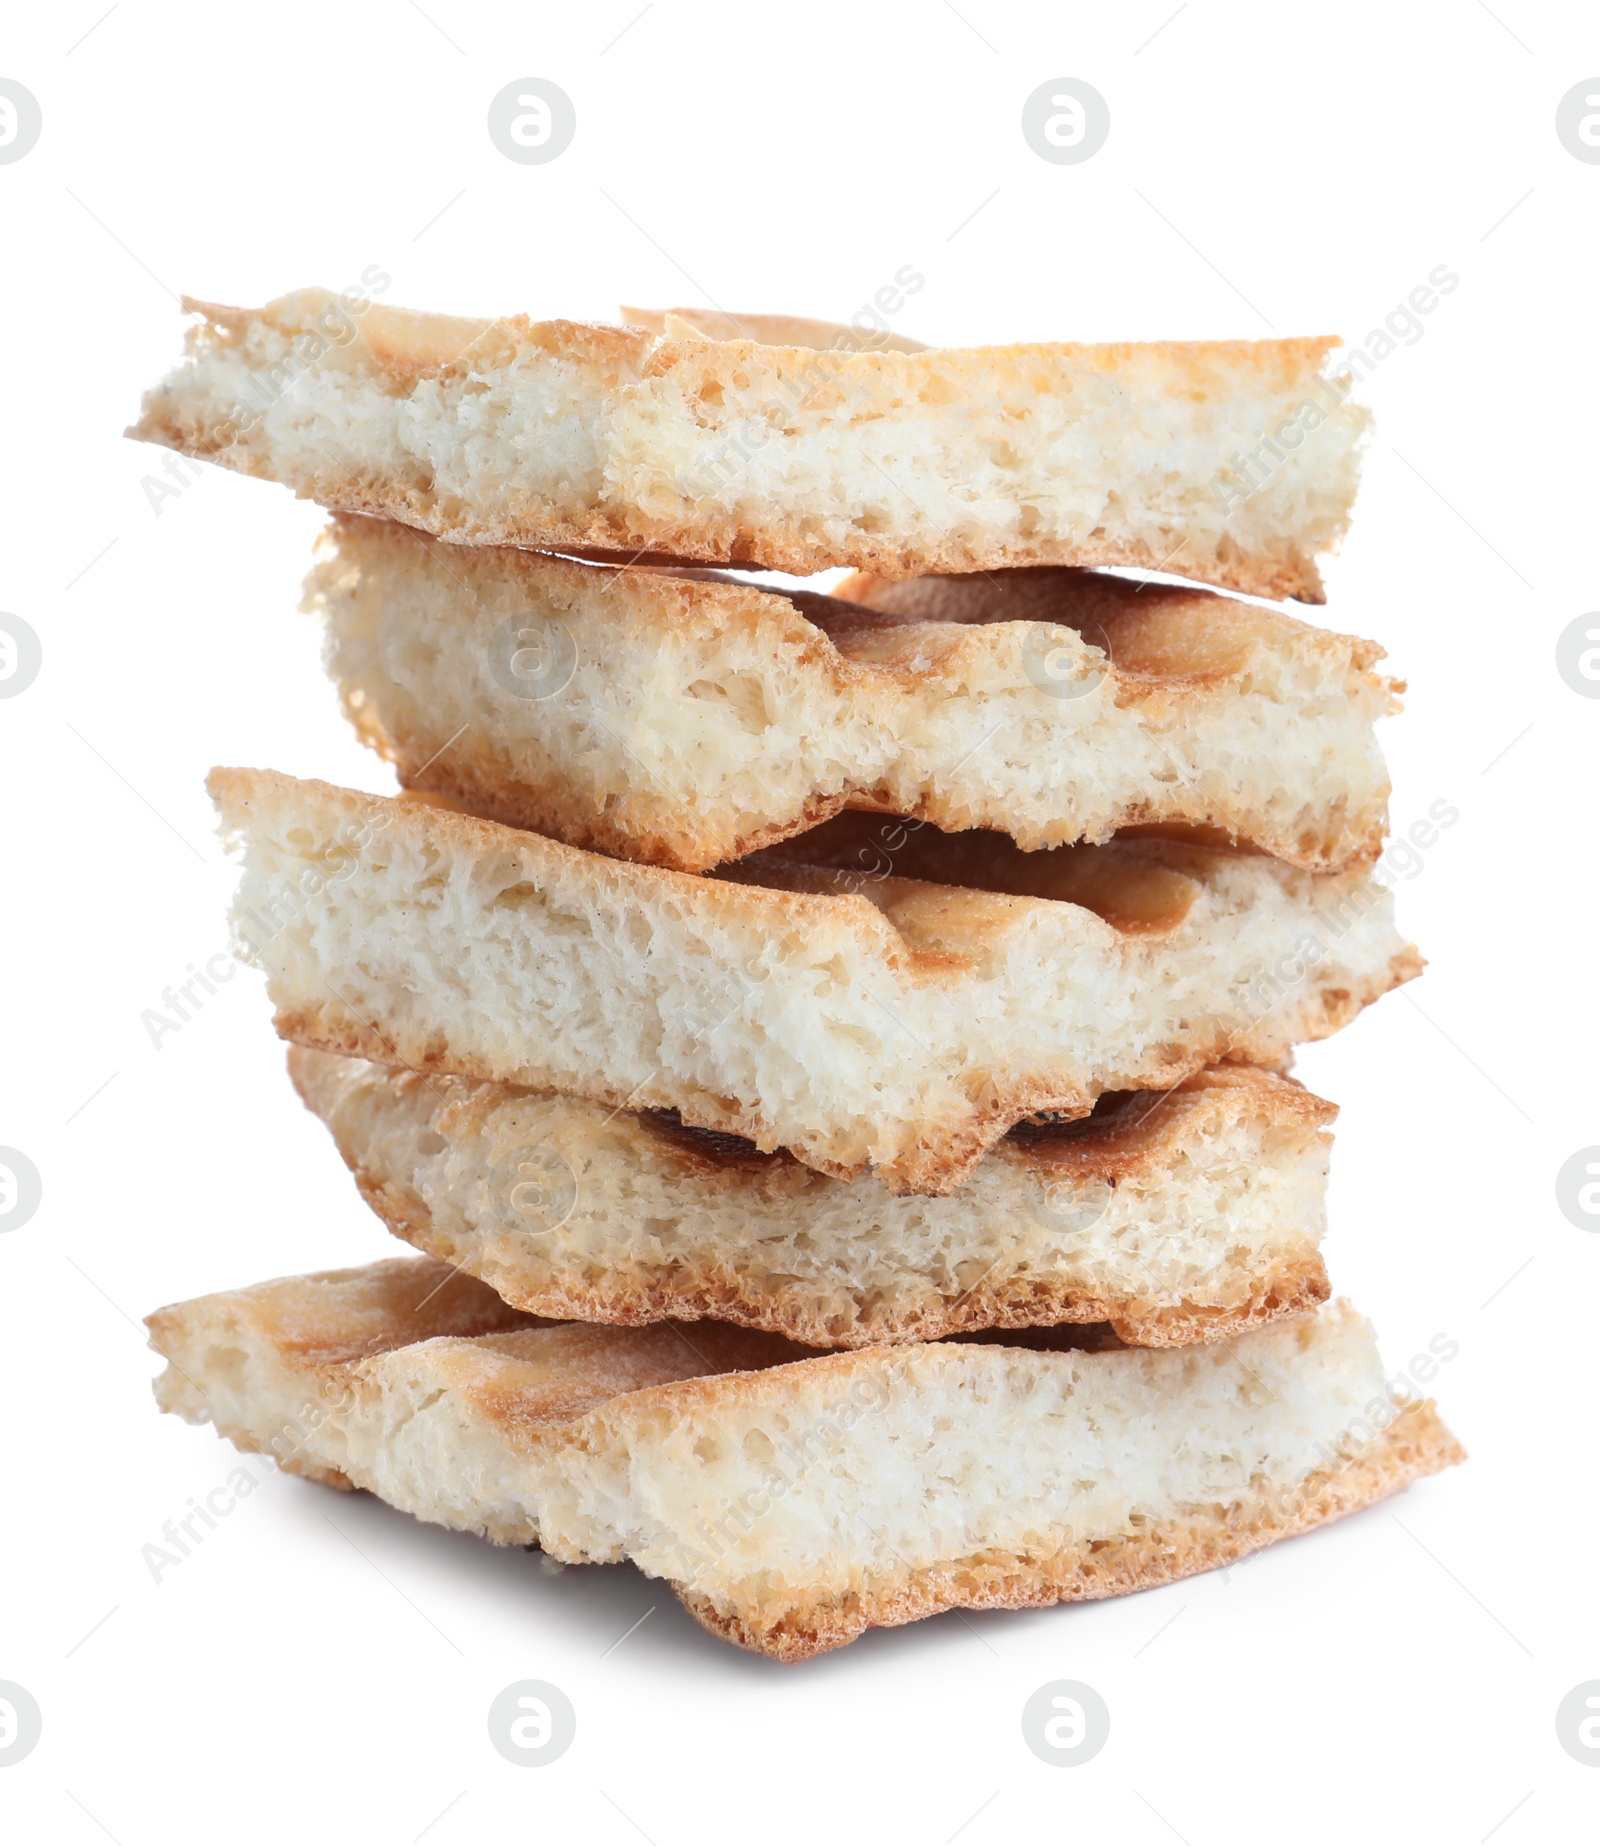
(209, 770), (1420, 1193)
(305, 515), (1398, 874)
(291, 1048), (1334, 1348)
(129, 289), (1368, 599)
(146, 1258), (1464, 1661)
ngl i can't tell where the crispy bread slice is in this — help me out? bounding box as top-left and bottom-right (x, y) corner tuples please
(210, 769), (1419, 1194)
(128, 290), (1368, 599)
(291, 1048), (1334, 1348)
(306, 515), (1398, 875)
(146, 1258), (1463, 1662)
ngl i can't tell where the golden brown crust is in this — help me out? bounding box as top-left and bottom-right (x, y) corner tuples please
(617, 306), (932, 355)
(833, 565), (1392, 679)
(145, 1256), (532, 1368)
(148, 1257), (811, 1447)
(347, 1136), (1331, 1349)
(680, 1400), (1463, 1661)
(635, 1062), (1338, 1178)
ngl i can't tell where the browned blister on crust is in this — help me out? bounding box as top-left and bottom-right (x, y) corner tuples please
(147, 1259), (1463, 1660)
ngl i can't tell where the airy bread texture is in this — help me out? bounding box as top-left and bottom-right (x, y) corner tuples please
(306, 515), (1398, 874)
(128, 290), (1369, 599)
(210, 770), (1420, 1193)
(291, 1049), (1334, 1348)
(146, 1258), (1463, 1661)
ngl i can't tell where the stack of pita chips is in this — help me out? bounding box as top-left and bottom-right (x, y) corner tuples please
(131, 293), (1460, 1661)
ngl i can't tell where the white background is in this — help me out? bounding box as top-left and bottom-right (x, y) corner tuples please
(2, 1), (1594, 1840)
